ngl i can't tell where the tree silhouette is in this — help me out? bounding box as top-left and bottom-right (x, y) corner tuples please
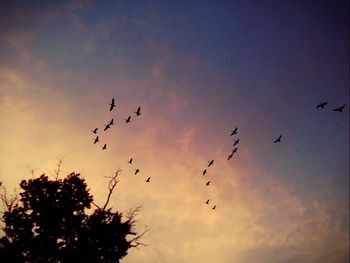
(0, 170), (146, 263)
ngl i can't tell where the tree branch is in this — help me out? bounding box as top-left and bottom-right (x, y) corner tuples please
(0, 183), (18, 214)
(125, 206), (150, 248)
(102, 169), (121, 211)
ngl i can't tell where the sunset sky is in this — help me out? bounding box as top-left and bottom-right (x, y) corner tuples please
(0, 1), (349, 262)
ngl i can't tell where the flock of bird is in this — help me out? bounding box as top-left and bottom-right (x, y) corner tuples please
(316, 102), (345, 112)
(202, 127), (240, 210)
(90, 98), (149, 182)
(90, 98), (346, 211)
(200, 102), (346, 211)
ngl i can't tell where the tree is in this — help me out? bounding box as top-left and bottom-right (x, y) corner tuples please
(0, 170), (146, 263)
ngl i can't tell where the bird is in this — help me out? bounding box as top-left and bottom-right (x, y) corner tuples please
(93, 136), (99, 144)
(146, 177), (151, 182)
(205, 199), (210, 204)
(274, 135), (282, 143)
(125, 116), (131, 123)
(92, 128), (98, 134)
(135, 106), (141, 116)
(333, 104), (345, 112)
(202, 169), (207, 176)
(128, 158), (133, 164)
(208, 160), (214, 167)
(227, 148), (238, 160)
(233, 139), (240, 146)
(212, 205), (216, 210)
(206, 181), (210, 186)
(230, 127), (238, 136)
(102, 144), (107, 150)
(104, 124), (111, 131)
(316, 102), (327, 109)
(135, 169), (140, 175)
(109, 98), (116, 111)
(108, 118), (114, 126)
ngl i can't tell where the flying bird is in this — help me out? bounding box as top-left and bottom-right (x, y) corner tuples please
(208, 160), (214, 167)
(274, 135), (282, 143)
(108, 118), (114, 126)
(230, 127), (238, 136)
(128, 158), (133, 164)
(233, 139), (240, 146)
(316, 102), (327, 109)
(109, 98), (116, 111)
(212, 205), (216, 210)
(135, 106), (141, 116)
(205, 199), (210, 204)
(146, 177), (151, 182)
(135, 169), (140, 175)
(104, 124), (111, 131)
(102, 144), (107, 150)
(93, 136), (99, 144)
(92, 128), (98, 134)
(206, 181), (210, 186)
(202, 169), (207, 176)
(227, 148), (238, 160)
(333, 104), (345, 112)
(125, 116), (131, 123)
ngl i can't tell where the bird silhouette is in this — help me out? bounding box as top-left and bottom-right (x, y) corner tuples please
(135, 106), (141, 116)
(102, 144), (107, 150)
(208, 160), (214, 167)
(93, 136), (99, 144)
(227, 148), (238, 160)
(108, 118), (114, 126)
(274, 135), (282, 143)
(146, 177), (150, 182)
(125, 116), (131, 123)
(135, 169), (140, 175)
(230, 127), (238, 136)
(109, 98), (116, 111)
(206, 181), (210, 186)
(104, 124), (111, 131)
(128, 158), (133, 164)
(92, 128), (98, 134)
(212, 205), (216, 210)
(333, 104), (345, 112)
(205, 199), (210, 204)
(316, 102), (327, 109)
(233, 139), (240, 146)
(202, 169), (207, 176)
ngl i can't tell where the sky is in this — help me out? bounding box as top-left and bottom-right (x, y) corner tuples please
(0, 0), (349, 262)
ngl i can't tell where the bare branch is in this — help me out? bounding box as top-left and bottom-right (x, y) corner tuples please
(128, 228), (150, 248)
(26, 164), (38, 179)
(53, 157), (65, 180)
(0, 184), (18, 214)
(102, 168), (122, 211)
(125, 206), (149, 248)
(91, 201), (101, 210)
(125, 206), (143, 225)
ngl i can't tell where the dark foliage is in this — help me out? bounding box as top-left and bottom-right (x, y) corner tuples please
(0, 173), (142, 263)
